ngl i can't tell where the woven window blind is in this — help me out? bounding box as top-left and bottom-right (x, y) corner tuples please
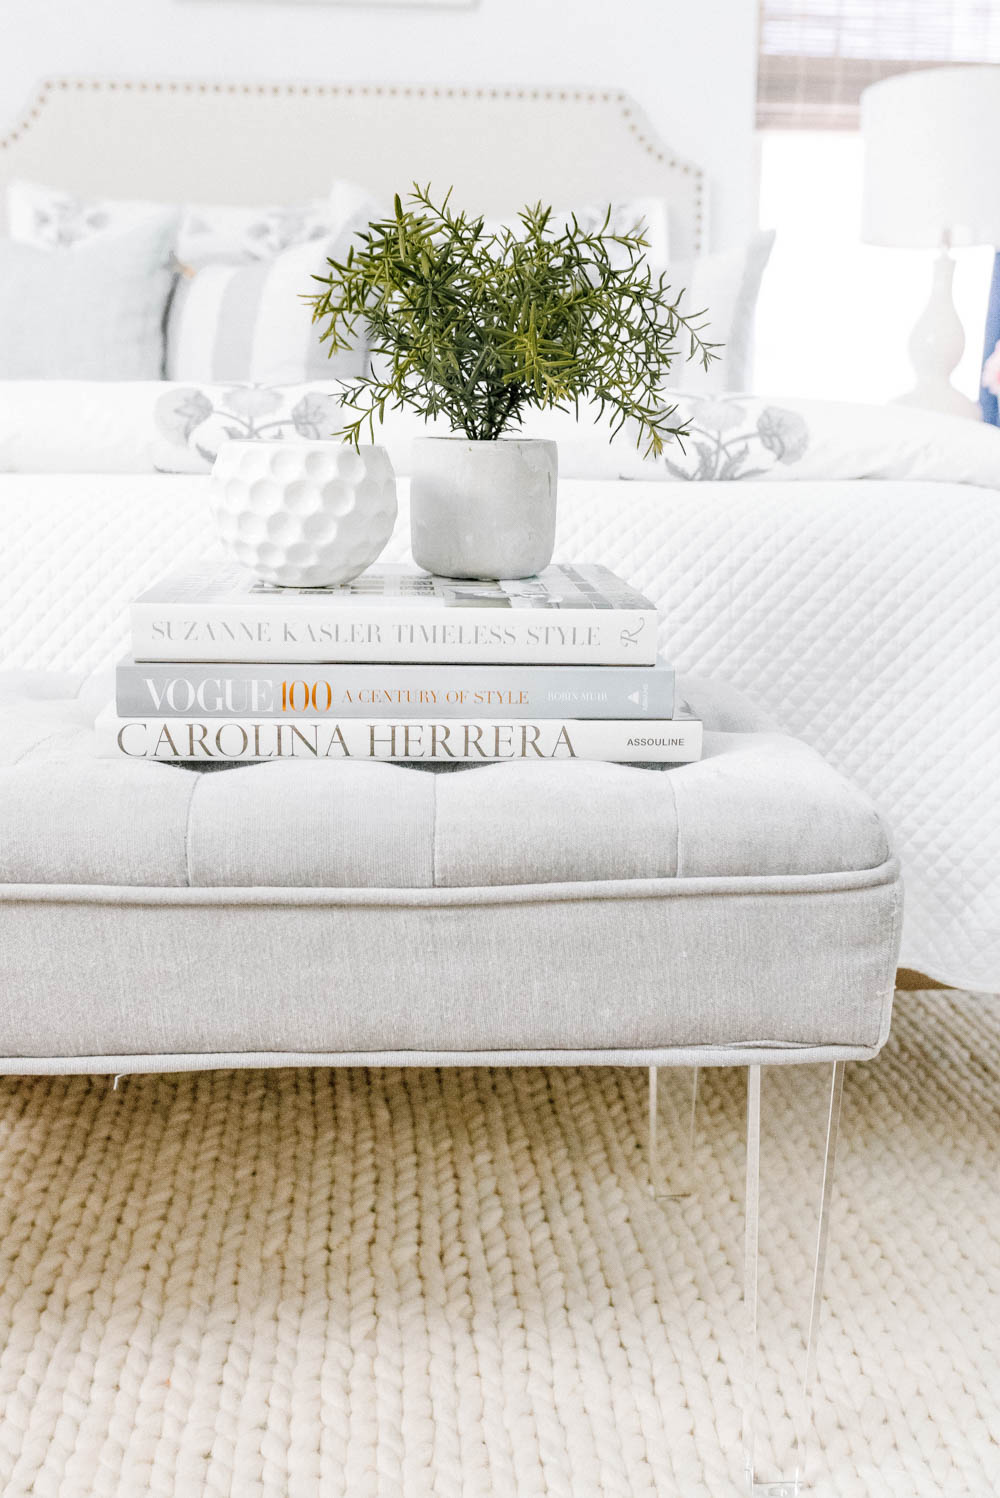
(758, 1), (1000, 129)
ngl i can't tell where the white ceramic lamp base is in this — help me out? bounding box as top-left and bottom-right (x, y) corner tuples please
(896, 251), (980, 420)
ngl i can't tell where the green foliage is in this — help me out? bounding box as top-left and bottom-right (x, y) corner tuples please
(308, 185), (718, 453)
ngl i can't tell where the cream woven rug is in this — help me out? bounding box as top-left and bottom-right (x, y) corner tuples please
(0, 991), (997, 1498)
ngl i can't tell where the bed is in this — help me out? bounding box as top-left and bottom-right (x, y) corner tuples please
(0, 78), (997, 992)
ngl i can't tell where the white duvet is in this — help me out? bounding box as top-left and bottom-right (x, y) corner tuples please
(0, 383), (998, 990)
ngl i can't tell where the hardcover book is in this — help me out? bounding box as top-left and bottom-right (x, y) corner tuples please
(114, 656), (676, 720)
(98, 708), (703, 765)
(129, 563), (659, 666)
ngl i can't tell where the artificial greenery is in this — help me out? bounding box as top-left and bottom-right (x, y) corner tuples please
(308, 185), (717, 454)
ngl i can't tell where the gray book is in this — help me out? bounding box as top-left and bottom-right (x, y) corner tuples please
(115, 656), (675, 720)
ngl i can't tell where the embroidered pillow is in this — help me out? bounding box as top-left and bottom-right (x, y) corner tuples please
(150, 383), (656, 480)
(152, 383), (350, 473)
(6, 178), (179, 250)
(7, 177), (372, 263)
(174, 180), (375, 266)
(481, 197), (670, 267)
(648, 395), (810, 480)
(151, 385), (810, 481)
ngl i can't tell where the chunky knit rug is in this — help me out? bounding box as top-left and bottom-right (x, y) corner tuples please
(0, 991), (997, 1498)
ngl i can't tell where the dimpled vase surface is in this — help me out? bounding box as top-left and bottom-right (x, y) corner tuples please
(210, 440), (397, 587)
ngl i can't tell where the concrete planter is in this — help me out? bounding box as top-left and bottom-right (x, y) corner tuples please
(410, 437), (558, 579)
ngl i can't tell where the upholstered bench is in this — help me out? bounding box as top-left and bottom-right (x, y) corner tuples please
(0, 669), (902, 1491)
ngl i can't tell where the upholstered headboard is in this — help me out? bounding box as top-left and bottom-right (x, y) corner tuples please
(0, 77), (706, 255)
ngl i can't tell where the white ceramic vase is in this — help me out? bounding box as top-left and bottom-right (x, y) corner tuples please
(209, 440), (397, 587)
(409, 437), (558, 579)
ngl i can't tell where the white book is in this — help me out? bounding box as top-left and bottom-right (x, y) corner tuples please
(130, 563), (659, 666)
(98, 706), (703, 765)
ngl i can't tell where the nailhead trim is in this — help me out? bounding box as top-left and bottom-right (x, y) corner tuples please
(1, 78), (706, 251)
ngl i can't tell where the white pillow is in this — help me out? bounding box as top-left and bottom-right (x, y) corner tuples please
(165, 230), (368, 385)
(175, 180), (375, 266)
(6, 178), (178, 250)
(7, 177), (374, 265)
(168, 183), (374, 384)
(597, 197), (670, 265)
(665, 231), (775, 394)
(148, 383), (658, 479)
(152, 382), (350, 473)
(0, 222), (177, 380)
(481, 197), (670, 267)
(7, 382), (1000, 491)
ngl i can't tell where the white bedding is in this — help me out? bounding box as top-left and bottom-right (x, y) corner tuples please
(0, 456), (997, 991)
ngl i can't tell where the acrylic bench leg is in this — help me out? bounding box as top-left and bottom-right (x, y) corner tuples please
(743, 1061), (845, 1496)
(648, 1065), (699, 1199)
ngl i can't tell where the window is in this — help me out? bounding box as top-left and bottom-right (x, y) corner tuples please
(758, 1), (1000, 128)
(754, 132), (993, 401)
(754, 1), (996, 402)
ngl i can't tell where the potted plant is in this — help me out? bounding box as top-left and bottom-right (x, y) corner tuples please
(309, 186), (715, 579)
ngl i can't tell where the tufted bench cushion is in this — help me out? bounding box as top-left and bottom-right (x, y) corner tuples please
(0, 672), (902, 1073)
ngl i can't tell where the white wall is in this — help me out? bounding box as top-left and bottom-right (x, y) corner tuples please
(1, 0), (757, 247)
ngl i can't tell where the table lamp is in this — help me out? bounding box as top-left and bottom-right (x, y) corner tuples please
(861, 66), (1000, 419)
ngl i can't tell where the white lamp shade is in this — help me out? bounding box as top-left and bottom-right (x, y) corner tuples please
(861, 66), (1000, 248)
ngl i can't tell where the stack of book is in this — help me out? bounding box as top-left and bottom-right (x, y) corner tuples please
(99, 564), (703, 765)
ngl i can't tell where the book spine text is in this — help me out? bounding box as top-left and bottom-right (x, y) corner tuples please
(100, 712), (702, 764)
(115, 661), (675, 719)
(129, 603), (659, 665)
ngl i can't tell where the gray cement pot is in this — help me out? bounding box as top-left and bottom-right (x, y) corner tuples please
(410, 437), (558, 579)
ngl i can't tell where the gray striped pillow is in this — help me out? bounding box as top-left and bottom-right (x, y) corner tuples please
(166, 230), (366, 384)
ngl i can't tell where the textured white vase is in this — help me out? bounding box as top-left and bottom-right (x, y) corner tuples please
(210, 440), (397, 587)
(410, 437), (558, 579)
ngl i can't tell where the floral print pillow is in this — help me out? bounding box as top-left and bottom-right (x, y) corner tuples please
(7, 179), (179, 252)
(480, 198), (670, 269)
(174, 181), (375, 267)
(652, 396), (810, 480)
(153, 385), (813, 480)
(153, 384), (348, 473)
(7, 178), (374, 267)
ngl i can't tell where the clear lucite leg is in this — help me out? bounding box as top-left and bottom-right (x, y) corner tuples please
(744, 1062), (845, 1497)
(801, 1062), (846, 1458)
(743, 1066), (764, 1490)
(648, 1065), (699, 1199)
